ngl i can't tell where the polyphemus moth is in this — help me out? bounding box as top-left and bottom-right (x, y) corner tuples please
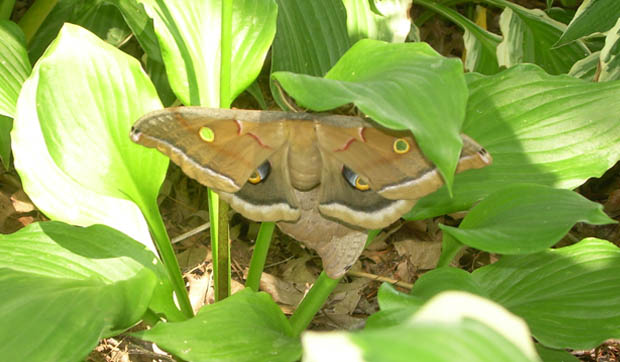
(131, 107), (492, 277)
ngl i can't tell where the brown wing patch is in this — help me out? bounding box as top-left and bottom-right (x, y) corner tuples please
(131, 108), (287, 192)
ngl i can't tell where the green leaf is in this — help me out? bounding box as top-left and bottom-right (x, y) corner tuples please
(440, 184), (616, 254)
(134, 288), (302, 362)
(0, 115), (11, 168)
(0, 20), (31, 118)
(462, 19), (502, 74)
(272, 0), (349, 77)
(25, 0), (75, 62)
(365, 283), (423, 329)
(560, 0), (579, 7)
(274, 39), (468, 190)
(437, 231), (465, 267)
(491, 0), (590, 75)
(0, 20), (29, 168)
(141, 0), (277, 107)
(110, 0), (162, 62)
(342, 0), (412, 43)
(110, 0), (179, 105)
(599, 17), (620, 82)
(568, 50), (600, 81)
(270, 0), (350, 109)
(417, 0), (501, 74)
(306, 292), (540, 362)
(73, 0), (131, 47)
(0, 221), (160, 361)
(473, 238), (620, 349)
(12, 23), (166, 252)
(535, 345), (580, 362)
(411, 267), (487, 300)
(545, 0), (553, 10)
(0, 0), (14, 20)
(145, 57), (177, 106)
(545, 7), (576, 25)
(246, 81), (268, 110)
(556, 0), (620, 47)
(409, 239), (620, 349)
(408, 64), (620, 219)
(28, 0), (132, 63)
(377, 283), (420, 310)
(13, 23), (194, 317)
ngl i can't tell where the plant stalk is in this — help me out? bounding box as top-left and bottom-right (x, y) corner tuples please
(289, 271), (341, 336)
(288, 231), (379, 335)
(209, 0), (234, 301)
(145, 202), (194, 319)
(217, 199), (231, 299)
(245, 222), (275, 291)
(17, 0), (59, 44)
(220, 0), (233, 108)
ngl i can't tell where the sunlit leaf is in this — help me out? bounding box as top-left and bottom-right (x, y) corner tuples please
(140, 0), (277, 107)
(12, 24), (166, 252)
(0, 222), (162, 361)
(135, 288), (301, 362)
(342, 0), (412, 44)
(0, 20), (30, 168)
(0, 20), (30, 118)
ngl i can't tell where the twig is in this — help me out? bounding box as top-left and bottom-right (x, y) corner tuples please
(347, 270), (413, 290)
(171, 222), (211, 244)
(264, 255), (294, 269)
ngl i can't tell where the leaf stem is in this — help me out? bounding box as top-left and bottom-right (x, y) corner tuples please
(17, 0), (59, 44)
(288, 231), (379, 335)
(207, 189), (224, 300)
(145, 203), (193, 318)
(220, 0), (233, 108)
(209, 0), (234, 302)
(217, 198), (231, 299)
(0, 0), (15, 20)
(245, 222), (275, 291)
(289, 271), (341, 336)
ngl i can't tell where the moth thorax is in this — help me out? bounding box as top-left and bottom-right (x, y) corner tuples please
(288, 138), (321, 191)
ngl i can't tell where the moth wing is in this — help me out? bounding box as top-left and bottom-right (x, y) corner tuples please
(316, 124), (491, 200)
(317, 149), (415, 229)
(219, 145), (301, 222)
(131, 107), (288, 192)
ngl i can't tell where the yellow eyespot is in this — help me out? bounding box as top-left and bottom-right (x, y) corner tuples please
(248, 161), (271, 184)
(248, 170), (262, 184)
(355, 177), (370, 191)
(393, 138), (410, 154)
(342, 165), (371, 192)
(199, 127), (215, 142)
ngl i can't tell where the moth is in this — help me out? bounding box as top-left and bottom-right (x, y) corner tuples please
(130, 107), (492, 230)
